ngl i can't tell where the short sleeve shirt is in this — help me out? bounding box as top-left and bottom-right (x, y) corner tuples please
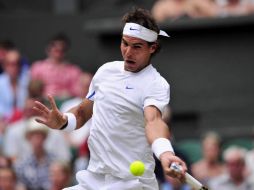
(86, 61), (170, 178)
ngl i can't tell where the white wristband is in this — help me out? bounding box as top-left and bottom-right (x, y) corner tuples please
(61, 113), (77, 132)
(152, 138), (174, 159)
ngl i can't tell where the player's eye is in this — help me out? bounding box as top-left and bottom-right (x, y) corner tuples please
(122, 40), (128, 47)
(133, 45), (141, 49)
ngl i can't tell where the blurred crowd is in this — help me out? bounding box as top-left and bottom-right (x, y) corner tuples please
(0, 33), (92, 190)
(153, 108), (254, 189)
(157, 131), (254, 190)
(152, 0), (254, 22)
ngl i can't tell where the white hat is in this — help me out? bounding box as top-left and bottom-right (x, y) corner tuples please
(26, 117), (49, 136)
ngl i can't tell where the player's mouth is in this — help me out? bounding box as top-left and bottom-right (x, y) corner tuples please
(125, 59), (136, 65)
(124, 59), (138, 72)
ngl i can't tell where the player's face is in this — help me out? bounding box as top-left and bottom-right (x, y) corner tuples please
(121, 35), (156, 73)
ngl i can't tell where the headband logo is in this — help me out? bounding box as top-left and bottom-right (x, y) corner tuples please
(130, 27), (139, 31)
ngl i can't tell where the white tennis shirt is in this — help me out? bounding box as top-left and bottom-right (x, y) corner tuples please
(86, 61), (170, 179)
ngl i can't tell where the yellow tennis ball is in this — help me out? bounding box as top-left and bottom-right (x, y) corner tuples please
(130, 160), (145, 176)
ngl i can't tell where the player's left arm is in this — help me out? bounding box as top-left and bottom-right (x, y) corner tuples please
(144, 105), (187, 180)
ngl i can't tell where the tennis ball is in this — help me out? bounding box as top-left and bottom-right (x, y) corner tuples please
(129, 160), (145, 176)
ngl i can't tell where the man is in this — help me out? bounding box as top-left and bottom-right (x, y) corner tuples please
(0, 167), (26, 190)
(30, 33), (82, 99)
(15, 117), (54, 190)
(49, 161), (72, 190)
(191, 132), (225, 186)
(0, 40), (15, 74)
(208, 146), (254, 190)
(33, 8), (187, 190)
(0, 49), (29, 122)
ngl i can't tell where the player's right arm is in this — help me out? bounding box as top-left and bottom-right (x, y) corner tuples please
(33, 95), (93, 130)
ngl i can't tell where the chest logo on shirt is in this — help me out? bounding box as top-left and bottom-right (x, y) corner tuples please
(125, 86), (134, 90)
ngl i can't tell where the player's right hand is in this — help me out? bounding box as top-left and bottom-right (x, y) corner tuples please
(33, 94), (67, 130)
(160, 151), (187, 183)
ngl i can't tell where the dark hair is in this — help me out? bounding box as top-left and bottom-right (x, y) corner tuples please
(122, 8), (161, 55)
(0, 40), (15, 50)
(122, 8), (160, 33)
(48, 33), (71, 51)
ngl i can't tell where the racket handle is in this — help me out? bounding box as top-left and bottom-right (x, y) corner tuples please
(170, 163), (208, 190)
(185, 172), (202, 190)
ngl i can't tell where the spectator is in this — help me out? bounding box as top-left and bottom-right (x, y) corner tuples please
(248, 0), (254, 13)
(0, 156), (12, 168)
(191, 131), (225, 186)
(30, 33), (82, 100)
(0, 167), (26, 190)
(208, 146), (254, 190)
(49, 161), (71, 190)
(0, 40), (15, 74)
(14, 118), (54, 190)
(3, 99), (71, 163)
(184, 0), (219, 18)
(152, 0), (187, 22)
(216, 0), (251, 16)
(152, 0), (219, 22)
(0, 49), (29, 123)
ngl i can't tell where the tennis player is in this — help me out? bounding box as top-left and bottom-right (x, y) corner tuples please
(33, 8), (187, 190)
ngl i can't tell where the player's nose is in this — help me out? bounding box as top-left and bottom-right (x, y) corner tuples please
(125, 46), (133, 57)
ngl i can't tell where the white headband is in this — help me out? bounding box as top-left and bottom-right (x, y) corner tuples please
(123, 23), (169, 42)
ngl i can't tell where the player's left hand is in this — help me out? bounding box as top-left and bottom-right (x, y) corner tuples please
(160, 151), (187, 182)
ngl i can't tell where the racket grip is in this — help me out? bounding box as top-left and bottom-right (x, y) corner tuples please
(185, 172), (202, 190)
(170, 163), (207, 190)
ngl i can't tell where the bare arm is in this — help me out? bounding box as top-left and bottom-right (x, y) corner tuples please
(145, 106), (170, 144)
(144, 106), (187, 180)
(33, 95), (93, 130)
(67, 98), (93, 129)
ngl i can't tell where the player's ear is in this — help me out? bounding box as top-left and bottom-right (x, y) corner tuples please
(149, 42), (157, 54)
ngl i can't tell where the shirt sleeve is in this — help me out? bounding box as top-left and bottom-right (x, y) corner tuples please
(86, 78), (96, 101)
(85, 63), (108, 101)
(143, 77), (170, 113)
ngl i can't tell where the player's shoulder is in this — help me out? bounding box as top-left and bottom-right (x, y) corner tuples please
(96, 61), (123, 74)
(148, 66), (169, 89)
(99, 61), (122, 70)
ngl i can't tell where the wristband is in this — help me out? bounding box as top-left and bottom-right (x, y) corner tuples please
(60, 113), (76, 132)
(152, 138), (174, 159)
